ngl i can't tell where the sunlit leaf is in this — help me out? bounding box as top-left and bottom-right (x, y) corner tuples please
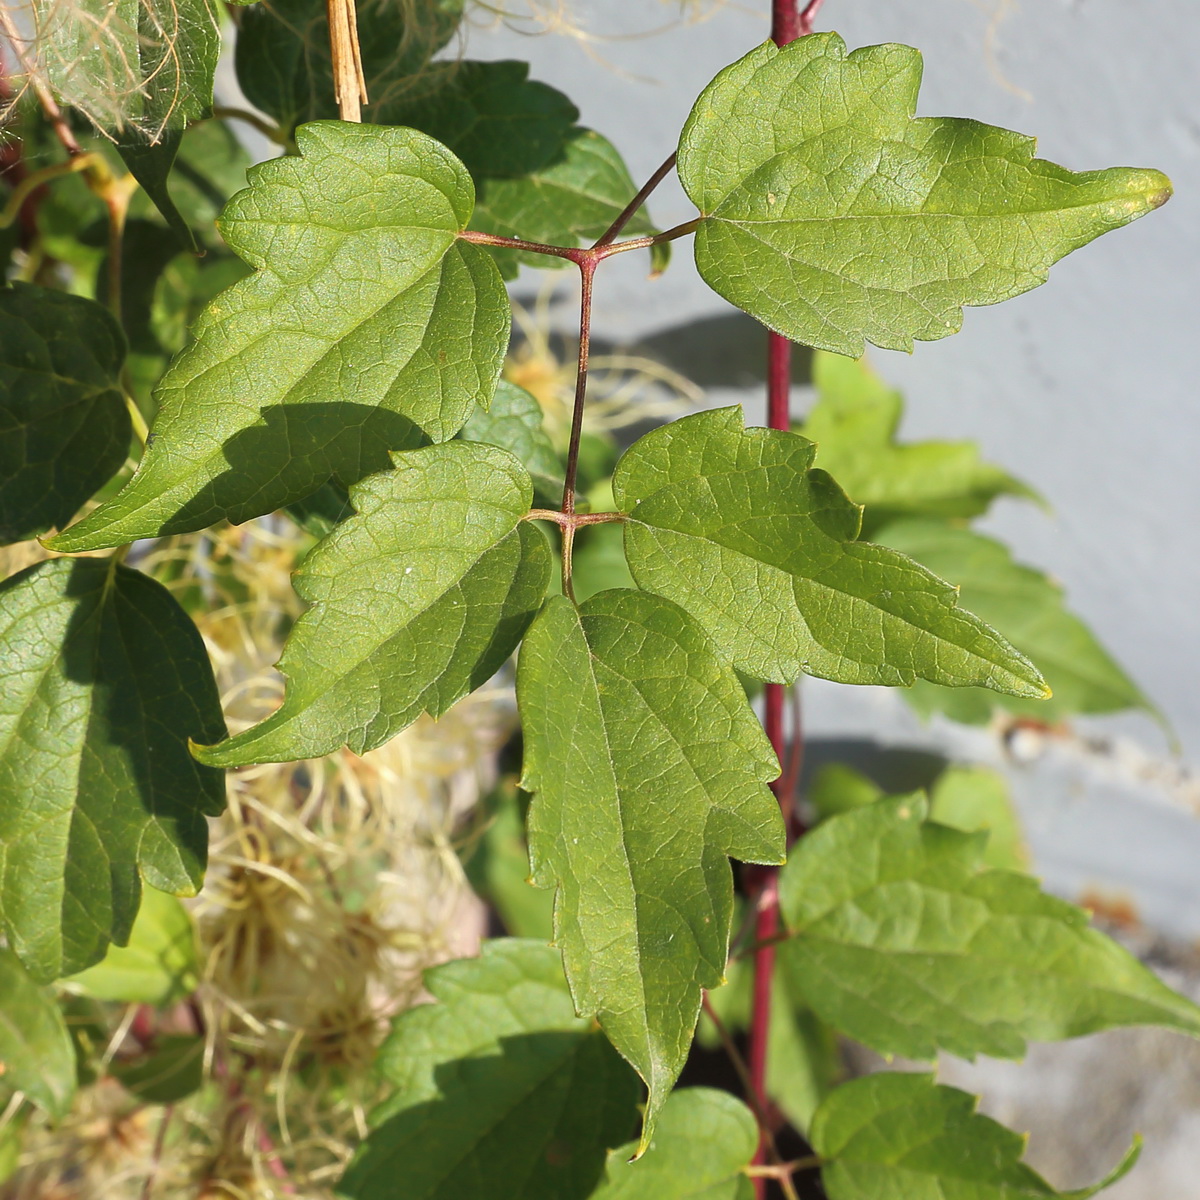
(194, 442), (550, 767)
(519, 588), (785, 1147)
(50, 122), (510, 552)
(678, 35), (1171, 355)
(614, 407), (1047, 694)
(778, 795), (1200, 1060)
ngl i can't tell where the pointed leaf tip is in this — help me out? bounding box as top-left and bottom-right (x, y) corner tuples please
(678, 35), (1175, 356)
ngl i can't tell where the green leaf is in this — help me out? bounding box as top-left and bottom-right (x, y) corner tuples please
(778, 795), (1200, 1061)
(459, 380), (564, 508)
(339, 939), (639, 1200)
(519, 588), (785, 1147)
(471, 127), (661, 280)
(812, 1073), (1140, 1200)
(590, 1088), (757, 1200)
(464, 781), (554, 941)
(0, 947), (75, 1118)
(49, 122), (511, 552)
(65, 886), (198, 1005)
(929, 766), (1029, 873)
(111, 1034), (204, 1104)
(0, 284), (131, 546)
(613, 407), (1047, 695)
(194, 442), (550, 767)
(876, 519), (1154, 725)
(0, 557), (226, 981)
(235, 0), (464, 133)
(808, 764), (885, 822)
(677, 35), (1171, 356)
(803, 352), (1038, 534)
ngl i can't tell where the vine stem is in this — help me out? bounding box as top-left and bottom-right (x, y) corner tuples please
(0, 4), (84, 158)
(748, 3), (818, 1195)
(559, 257), (596, 603)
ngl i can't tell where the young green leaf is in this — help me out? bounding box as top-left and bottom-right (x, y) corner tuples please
(929, 765), (1029, 874)
(49, 122), (510, 553)
(338, 940), (639, 1200)
(613, 407), (1047, 695)
(519, 588), (785, 1148)
(459, 379), (565, 508)
(777, 795), (1200, 1061)
(0, 948), (76, 1118)
(194, 442), (550, 767)
(0, 558), (226, 981)
(876, 519), (1155, 725)
(803, 352), (1038, 534)
(0, 284), (131, 546)
(590, 1088), (758, 1200)
(64, 886), (199, 1006)
(235, 0), (464, 133)
(811, 1073), (1139, 1200)
(470, 127), (663, 280)
(678, 35), (1171, 356)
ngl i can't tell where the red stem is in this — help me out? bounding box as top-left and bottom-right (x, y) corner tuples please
(749, 4), (814, 1194)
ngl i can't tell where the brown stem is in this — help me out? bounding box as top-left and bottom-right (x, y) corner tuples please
(459, 217), (700, 265)
(525, 509), (626, 528)
(326, 0), (367, 121)
(559, 258), (597, 602)
(593, 152), (678, 248)
(799, 0), (827, 35)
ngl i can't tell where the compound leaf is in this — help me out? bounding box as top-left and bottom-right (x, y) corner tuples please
(0, 284), (131, 545)
(876, 519), (1154, 725)
(0, 947), (75, 1118)
(778, 795), (1200, 1061)
(339, 939), (639, 1200)
(678, 35), (1171, 356)
(0, 557), (225, 981)
(590, 1088), (758, 1200)
(194, 442), (550, 767)
(519, 588), (785, 1148)
(65, 886), (199, 1005)
(803, 352), (1038, 534)
(50, 122), (510, 553)
(812, 1073), (1139, 1200)
(459, 379), (564, 508)
(613, 407), (1047, 695)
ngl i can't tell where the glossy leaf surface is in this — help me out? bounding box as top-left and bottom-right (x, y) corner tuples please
(195, 443), (550, 767)
(50, 122), (510, 552)
(877, 519), (1153, 724)
(340, 940), (639, 1200)
(0, 284), (130, 545)
(803, 351), (1037, 534)
(0, 948), (75, 1118)
(778, 796), (1200, 1060)
(591, 1088), (757, 1200)
(0, 558), (226, 980)
(679, 35), (1171, 356)
(519, 588), (785, 1146)
(813, 1073), (1138, 1200)
(613, 407), (1047, 694)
